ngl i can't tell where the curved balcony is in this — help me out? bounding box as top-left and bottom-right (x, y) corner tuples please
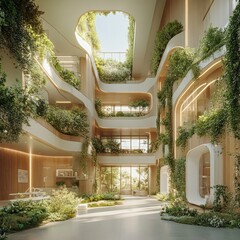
(40, 59), (94, 115)
(173, 46), (226, 105)
(98, 153), (156, 166)
(75, 33), (157, 93)
(23, 118), (83, 152)
(95, 112), (156, 129)
(156, 32), (185, 77)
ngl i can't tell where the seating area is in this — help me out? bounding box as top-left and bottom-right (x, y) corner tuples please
(9, 188), (49, 202)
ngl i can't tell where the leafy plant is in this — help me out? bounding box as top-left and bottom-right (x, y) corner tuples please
(77, 11), (100, 51)
(44, 105), (89, 137)
(0, 0), (44, 71)
(46, 187), (79, 221)
(0, 200), (47, 233)
(224, 2), (240, 139)
(197, 25), (225, 61)
(51, 57), (81, 90)
(0, 65), (31, 142)
(176, 126), (195, 149)
(172, 158), (186, 197)
(91, 137), (105, 153)
(151, 20), (183, 75)
(129, 99), (149, 112)
(194, 108), (227, 143)
(125, 15), (135, 76)
(95, 58), (131, 83)
(105, 139), (121, 153)
(211, 185), (230, 212)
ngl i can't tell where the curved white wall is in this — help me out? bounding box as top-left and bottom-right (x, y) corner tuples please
(95, 114), (156, 129)
(41, 59), (94, 115)
(173, 46), (226, 105)
(23, 118), (82, 152)
(160, 165), (170, 195)
(186, 144), (223, 206)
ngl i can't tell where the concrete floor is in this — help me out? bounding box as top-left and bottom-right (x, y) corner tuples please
(8, 196), (240, 240)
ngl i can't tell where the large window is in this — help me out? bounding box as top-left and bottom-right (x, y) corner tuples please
(102, 105), (149, 115)
(100, 166), (149, 194)
(180, 80), (216, 127)
(101, 135), (149, 153)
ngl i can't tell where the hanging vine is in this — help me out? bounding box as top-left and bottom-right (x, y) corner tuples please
(224, 2), (240, 139)
(158, 48), (194, 175)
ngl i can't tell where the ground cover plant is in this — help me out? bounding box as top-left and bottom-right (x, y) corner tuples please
(159, 185), (240, 228)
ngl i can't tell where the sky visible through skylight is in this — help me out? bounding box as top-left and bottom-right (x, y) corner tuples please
(95, 11), (129, 61)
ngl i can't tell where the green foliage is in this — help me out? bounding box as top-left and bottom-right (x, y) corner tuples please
(95, 58), (131, 83)
(234, 154), (240, 206)
(25, 63), (47, 95)
(151, 20), (183, 75)
(129, 99), (149, 112)
(81, 193), (121, 203)
(0, 0), (44, 71)
(211, 185), (230, 212)
(115, 111), (124, 117)
(197, 25), (225, 60)
(0, 200), (47, 233)
(194, 108), (227, 142)
(176, 126), (195, 149)
(44, 105), (89, 137)
(172, 158), (186, 197)
(161, 197), (198, 217)
(77, 11), (100, 51)
(125, 15), (135, 74)
(92, 137), (105, 154)
(105, 139), (121, 153)
(47, 187), (79, 221)
(95, 98), (105, 117)
(167, 48), (195, 80)
(0, 65), (31, 142)
(224, 2), (240, 139)
(51, 57), (81, 90)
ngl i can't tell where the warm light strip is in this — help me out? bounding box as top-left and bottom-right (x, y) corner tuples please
(29, 145), (32, 192)
(0, 147), (73, 158)
(181, 83), (207, 112)
(185, 0), (189, 47)
(179, 83), (206, 126)
(181, 80), (216, 113)
(55, 101), (72, 104)
(197, 60), (222, 79)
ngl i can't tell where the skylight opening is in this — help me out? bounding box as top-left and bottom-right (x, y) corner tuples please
(77, 11), (135, 83)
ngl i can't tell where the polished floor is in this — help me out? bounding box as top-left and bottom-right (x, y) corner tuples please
(8, 196), (240, 240)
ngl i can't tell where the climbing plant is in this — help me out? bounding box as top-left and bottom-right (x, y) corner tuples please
(0, 64), (30, 142)
(151, 20), (183, 75)
(44, 105), (89, 137)
(0, 0), (44, 72)
(157, 48), (194, 174)
(224, 2), (240, 139)
(77, 11), (100, 51)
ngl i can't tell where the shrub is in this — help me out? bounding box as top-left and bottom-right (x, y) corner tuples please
(116, 111), (124, 117)
(44, 105), (89, 137)
(81, 193), (121, 203)
(197, 25), (225, 60)
(46, 187), (79, 221)
(151, 20), (183, 75)
(51, 57), (81, 90)
(95, 58), (131, 83)
(0, 200), (47, 233)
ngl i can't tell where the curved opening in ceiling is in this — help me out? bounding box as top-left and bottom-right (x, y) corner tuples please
(76, 11), (135, 83)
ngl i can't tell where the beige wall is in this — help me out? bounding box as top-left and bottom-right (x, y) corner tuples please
(160, 0), (185, 29)
(0, 148), (74, 200)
